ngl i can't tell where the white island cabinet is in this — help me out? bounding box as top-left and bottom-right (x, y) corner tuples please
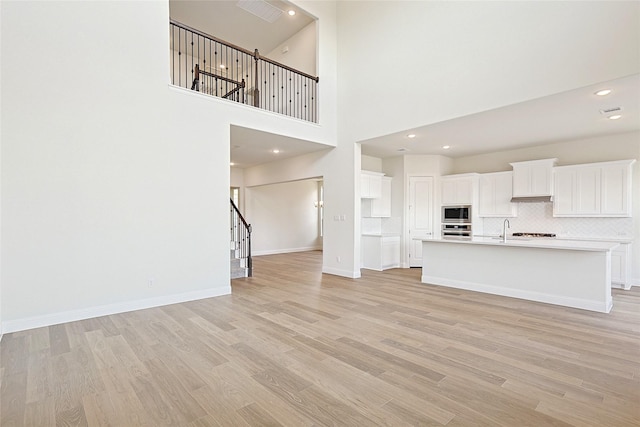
(421, 237), (618, 313)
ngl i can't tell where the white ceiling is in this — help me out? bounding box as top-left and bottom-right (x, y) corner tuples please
(231, 126), (331, 168)
(360, 73), (640, 159)
(171, 2), (639, 168)
(169, 0), (313, 55)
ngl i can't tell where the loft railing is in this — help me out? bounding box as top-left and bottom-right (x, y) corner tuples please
(230, 198), (252, 277)
(170, 20), (319, 123)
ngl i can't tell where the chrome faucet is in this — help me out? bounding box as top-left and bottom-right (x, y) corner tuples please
(502, 219), (511, 243)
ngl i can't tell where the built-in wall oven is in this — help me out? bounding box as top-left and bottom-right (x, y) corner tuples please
(442, 205), (472, 239)
(442, 223), (472, 239)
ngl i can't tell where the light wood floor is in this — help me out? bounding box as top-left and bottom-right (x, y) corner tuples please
(2, 250), (639, 426)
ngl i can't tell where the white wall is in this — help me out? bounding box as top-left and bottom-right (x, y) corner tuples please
(242, 143), (360, 278)
(361, 154), (382, 172)
(0, 1), (2, 339)
(241, 1), (360, 279)
(0, 1), (232, 331)
(452, 132), (640, 285)
(231, 167), (245, 211)
(266, 21), (317, 77)
(0, 0), (339, 332)
(246, 180), (322, 255)
(338, 1), (640, 143)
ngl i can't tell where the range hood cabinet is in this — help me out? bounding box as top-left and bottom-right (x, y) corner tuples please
(510, 195), (553, 203)
(509, 158), (557, 202)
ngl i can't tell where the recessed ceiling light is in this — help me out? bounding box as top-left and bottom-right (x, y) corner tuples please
(608, 115), (622, 120)
(407, 134), (416, 139)
(595, 89), (612, 96)
(288, 9), (296, 16)
(230, 162), (235, 166)
(272, 149), (280, 154)
(442, 145), (450, 149)
(219, 64), (226, 69)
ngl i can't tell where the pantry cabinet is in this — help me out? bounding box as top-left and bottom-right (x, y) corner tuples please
(478, 171), (517, 217)
(553, 160), (635, 217)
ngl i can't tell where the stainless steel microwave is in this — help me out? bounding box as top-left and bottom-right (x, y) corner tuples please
(442, 205), (471, 223)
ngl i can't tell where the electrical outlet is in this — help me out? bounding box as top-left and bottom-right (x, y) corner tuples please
(336, 256), (341, 263)
(148, 279), (154, 287)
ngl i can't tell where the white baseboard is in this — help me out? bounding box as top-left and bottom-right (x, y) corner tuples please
(1, 286), (231, 334)
(253, 246), (322, 256)
(421, 275), (611, 313)
(322, 266), (361, 278)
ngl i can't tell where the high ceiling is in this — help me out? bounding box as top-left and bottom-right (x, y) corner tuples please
(171, 2), (639, 168)
(360, 73), (640, 159)
(169, 0), (313, 56)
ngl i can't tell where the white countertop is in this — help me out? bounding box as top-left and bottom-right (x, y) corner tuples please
(422, 236), (619, 252)
(362, 233), (401, 237)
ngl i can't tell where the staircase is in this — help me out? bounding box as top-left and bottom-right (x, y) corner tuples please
(230, 198), (252, 279)
(230, 247), (248, 279)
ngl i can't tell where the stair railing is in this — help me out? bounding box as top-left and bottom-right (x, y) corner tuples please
(230, 198), (252, 277)
(170, 19), (319, 122)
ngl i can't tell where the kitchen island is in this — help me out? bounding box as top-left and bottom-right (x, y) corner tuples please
(421, 237), (619, 313)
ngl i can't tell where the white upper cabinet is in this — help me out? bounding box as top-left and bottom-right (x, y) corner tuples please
(441, 174), (478, 205)
(361, 171), (384, 199)
(601, 162), (633, 215)
(479, 171), (517, 217)
(363, 176), (392, 217)
(510, 158), (557, 198)
(553, 160), (635, 217)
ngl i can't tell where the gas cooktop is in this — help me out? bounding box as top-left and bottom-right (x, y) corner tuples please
(512, 232), (556, 238)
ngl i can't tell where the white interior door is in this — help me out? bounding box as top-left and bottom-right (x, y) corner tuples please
(408, 176), (434, 267)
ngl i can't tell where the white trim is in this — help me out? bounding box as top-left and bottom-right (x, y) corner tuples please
(253, 246), (322, 256)
(1, 286), (231, 334)
(322, 266), (361, 278)
(421, 275), (612, 313)
(167, 84), (323, 128)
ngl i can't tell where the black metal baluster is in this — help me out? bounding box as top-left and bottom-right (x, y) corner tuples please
(169, 20), (317, 121)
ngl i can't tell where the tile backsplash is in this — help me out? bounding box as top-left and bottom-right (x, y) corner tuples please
(483, 202), (633, 238)
(362, 216), (402, 235)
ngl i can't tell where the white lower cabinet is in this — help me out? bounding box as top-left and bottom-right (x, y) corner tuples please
(611, 243), (631, 289)
(362, 235), (400, 271)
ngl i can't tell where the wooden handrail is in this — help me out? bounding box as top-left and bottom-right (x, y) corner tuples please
(230, 198), (252, 277)
(199, 69), (244, 87)
(170, 19), (319, 83)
